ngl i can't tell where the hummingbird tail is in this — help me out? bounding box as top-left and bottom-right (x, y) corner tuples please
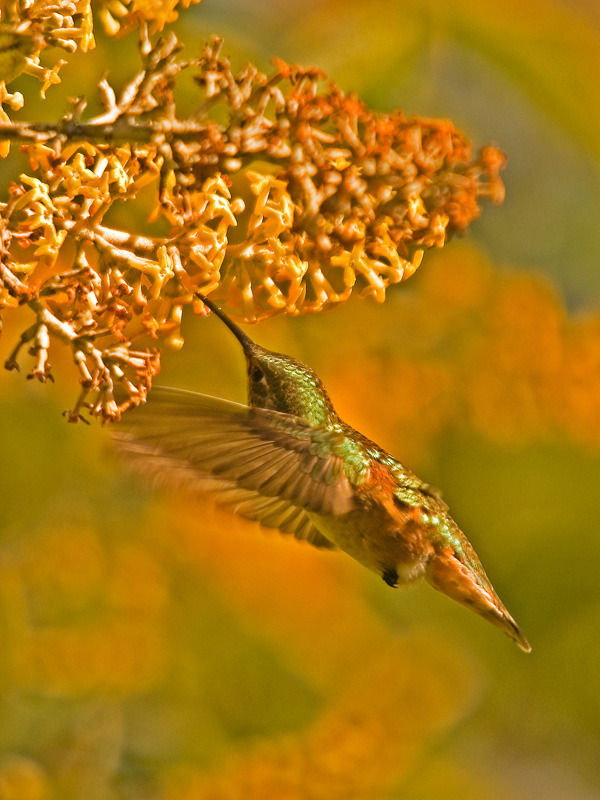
(426, 549), (531, 653)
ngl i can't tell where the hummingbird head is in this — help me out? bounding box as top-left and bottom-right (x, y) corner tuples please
(198, 295), (336, 424)
(424, 515), (531, 652)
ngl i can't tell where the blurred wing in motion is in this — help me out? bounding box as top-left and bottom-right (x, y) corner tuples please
(112, 387), (355, 548)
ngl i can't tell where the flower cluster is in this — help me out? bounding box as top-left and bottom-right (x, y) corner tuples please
(177, 38), (505, 317)
(0, 0), (202, 92)
(0, 0), (94, 96)
(1, 27), (504, 420)
(95, 0), (202, 37)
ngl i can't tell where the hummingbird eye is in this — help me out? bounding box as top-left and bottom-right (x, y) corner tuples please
(250, 366), (264, 383)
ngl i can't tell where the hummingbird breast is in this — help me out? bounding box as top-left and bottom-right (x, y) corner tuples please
(306, 487), (434, 586)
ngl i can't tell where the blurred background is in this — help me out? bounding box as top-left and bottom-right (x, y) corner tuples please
(2, 0), (600, 797)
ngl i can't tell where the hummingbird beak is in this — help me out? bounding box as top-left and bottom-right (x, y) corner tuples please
(426, 547), (531, 653)
(197, 293), (255, 354)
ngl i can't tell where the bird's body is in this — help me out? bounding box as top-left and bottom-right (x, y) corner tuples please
(115, 295), (531, 652)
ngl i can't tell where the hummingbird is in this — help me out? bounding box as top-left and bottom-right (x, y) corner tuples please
(114, 294), (531, 652)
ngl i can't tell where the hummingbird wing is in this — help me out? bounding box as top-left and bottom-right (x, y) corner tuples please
(113, 386), (355, 544)
(208, 486), (336, 549)
(114, 433), (335, 548)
